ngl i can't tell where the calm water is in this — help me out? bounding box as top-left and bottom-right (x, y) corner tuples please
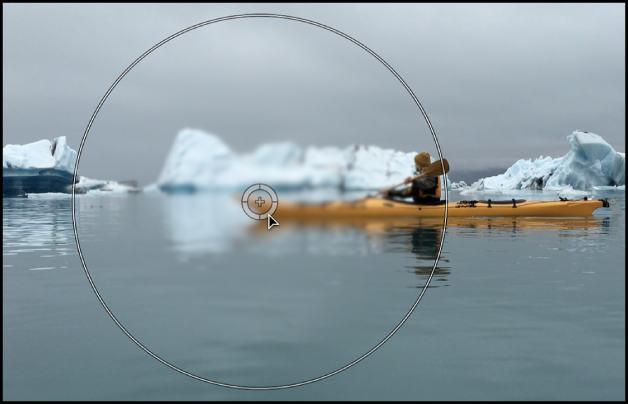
(3, 190), (625, 400)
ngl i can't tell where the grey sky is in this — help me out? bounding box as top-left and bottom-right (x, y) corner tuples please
(3, 3), (625, 186)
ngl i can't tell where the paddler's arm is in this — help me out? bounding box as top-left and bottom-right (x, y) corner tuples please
(387, 186), (412, 198)
(377, 176), (414, 196)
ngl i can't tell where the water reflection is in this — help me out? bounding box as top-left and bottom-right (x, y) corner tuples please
(5, 192), (622, 279)
(406, 225), (451, 288)
(368, 221), (451, 288)
(2, 193), (135, 271)
(158, 190), (620, 286)
(2, 196), (76, 271)
(160, 193), (251, 256)
(249, 215), (617, 287)
(243, 217), (451, 287)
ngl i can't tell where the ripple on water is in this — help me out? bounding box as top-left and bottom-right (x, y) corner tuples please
(3, 197), (75, 272)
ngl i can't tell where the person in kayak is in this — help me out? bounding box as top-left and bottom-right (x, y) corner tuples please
(378, 151), (442, 204)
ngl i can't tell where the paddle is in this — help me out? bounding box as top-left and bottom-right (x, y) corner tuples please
(380, 159), (450, 194)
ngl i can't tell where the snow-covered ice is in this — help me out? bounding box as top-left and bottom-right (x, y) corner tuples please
(3, 136), (77, 172)
(156, 128), (452, 193)
(472, 131), (624, 192)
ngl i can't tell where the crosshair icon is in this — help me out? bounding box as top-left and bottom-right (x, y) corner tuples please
(241, 184), (278, 220)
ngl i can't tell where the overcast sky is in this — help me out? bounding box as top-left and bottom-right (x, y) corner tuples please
(3, 4), (625, 185)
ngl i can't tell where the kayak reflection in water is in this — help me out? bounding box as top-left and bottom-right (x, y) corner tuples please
(377, 152), (442, 205)
(405, 224), (451, 288)
(383, 221), (450, 288)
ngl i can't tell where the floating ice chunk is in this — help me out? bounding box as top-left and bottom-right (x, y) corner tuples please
(3, 136), (77, 172)
(459, 178), (503, 196)
(3, 137), (137, 195)
(545, 131), (624, 189)
(556, 186), (592, 199)
(449, 181), (469, 190)
(477, 131), (624, 191)
(3, 137), (80, 196)
(593, 185), (626, 191)
(70, 176), (140, 194)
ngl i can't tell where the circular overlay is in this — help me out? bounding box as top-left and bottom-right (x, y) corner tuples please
(242, 183), (279, 220)
(71, 14), (448, 390)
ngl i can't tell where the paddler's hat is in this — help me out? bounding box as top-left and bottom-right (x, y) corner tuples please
(414, 152), (431, 168)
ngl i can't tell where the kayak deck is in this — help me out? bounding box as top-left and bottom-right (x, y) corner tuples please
(273, 197), (610, 219)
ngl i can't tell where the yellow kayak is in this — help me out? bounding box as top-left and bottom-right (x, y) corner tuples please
(272, 197), (616, 219)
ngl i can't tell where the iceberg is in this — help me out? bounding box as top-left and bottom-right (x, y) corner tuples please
(448, 180), (468, 190)
(156, 128), (451, 193)
(3, 137), (139, 196)
(475, 131), (624, 192)
(74, 177), (141, 194)
(3, 137), (79, 196)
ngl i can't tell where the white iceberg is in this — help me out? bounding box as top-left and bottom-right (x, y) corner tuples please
(477, 131), (624, 192)
(157, 128), (236, 192)
(3, 137), (79, 196)
(156, 128), (450, 193)
(3, 136), (139, 196)
(3, 136), (77, 172)
(156, 131), (346, 191)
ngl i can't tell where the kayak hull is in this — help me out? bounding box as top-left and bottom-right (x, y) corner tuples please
(273, 197), (607, 219)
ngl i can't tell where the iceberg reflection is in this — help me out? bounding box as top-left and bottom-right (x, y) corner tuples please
(2, 196), (76, 271)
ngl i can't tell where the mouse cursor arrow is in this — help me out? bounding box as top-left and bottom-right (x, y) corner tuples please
(267, 214), (280, 230)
